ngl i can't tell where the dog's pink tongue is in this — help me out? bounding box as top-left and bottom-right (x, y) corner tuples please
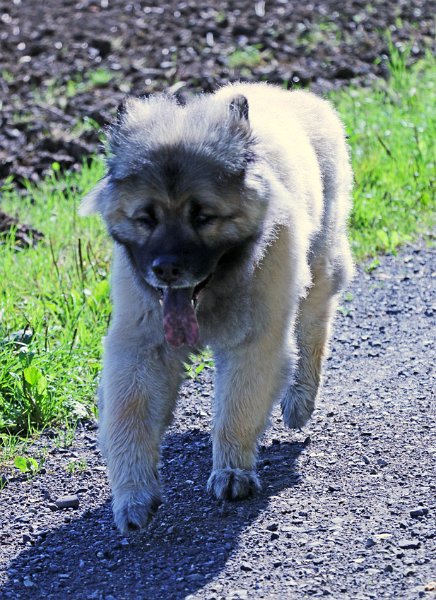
(162, 288), (199, 347)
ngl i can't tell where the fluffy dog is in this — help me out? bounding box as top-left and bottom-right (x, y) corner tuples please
(80, 83), (354, 534)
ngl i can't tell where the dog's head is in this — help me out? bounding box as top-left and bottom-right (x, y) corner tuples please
(80, 92), (269, 346)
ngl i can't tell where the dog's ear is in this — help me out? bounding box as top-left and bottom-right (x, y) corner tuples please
(108, 97), (154, 146)
(229, 95), (249, 122)
(118, 97), (153, 129)
(79, 177), (109, 216)
(115, 98), (129, 124)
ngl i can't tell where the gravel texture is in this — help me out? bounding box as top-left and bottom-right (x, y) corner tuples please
(1, 243), (435, 599)
(0, 0), (434, 186)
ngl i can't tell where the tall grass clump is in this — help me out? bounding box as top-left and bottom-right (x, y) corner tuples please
(0, 161), (109, 435)
(332, 48), (435, 258)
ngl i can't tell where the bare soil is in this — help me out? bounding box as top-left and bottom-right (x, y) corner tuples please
(0, 0), (434, 186)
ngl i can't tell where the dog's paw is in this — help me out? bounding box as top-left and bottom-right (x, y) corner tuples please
(281, 383), (316, 429)
(207, 467), (260, 501)
(112, 488), (161, 535)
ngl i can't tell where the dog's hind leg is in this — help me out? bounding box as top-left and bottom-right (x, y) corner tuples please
(281, 237), (353, 429)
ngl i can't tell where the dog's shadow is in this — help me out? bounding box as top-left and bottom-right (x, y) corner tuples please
(4, 431), (306, 599)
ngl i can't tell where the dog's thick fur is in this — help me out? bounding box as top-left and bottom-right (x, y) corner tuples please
(81, 83), (354, 534)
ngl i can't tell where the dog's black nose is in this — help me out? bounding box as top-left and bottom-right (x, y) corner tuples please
(152, 257), (183, 284)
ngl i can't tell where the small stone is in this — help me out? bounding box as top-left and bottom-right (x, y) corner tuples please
(266, 523), (278, 532)
(48, 565), (61, 574)
(362, 455), (371, 465)
(270, 532), (279, 541)
(410, 507), (429, 518)
(377, 458), (388, 467)
(375, 533), (392, 540)
(398, 539), (421, 550)
(54, 495), (79, 509)
(33, 529), (49, 539)
(365, 537), (376, 548)
(229, 590), (248, 600)
(186, 573), (203, 582)
(240, 561), (253, 572)
(90, 38), (112, 57)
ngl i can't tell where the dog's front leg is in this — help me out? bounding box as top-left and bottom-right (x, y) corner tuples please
(208, 339), (289, 501)
(100, 337), (183, 534)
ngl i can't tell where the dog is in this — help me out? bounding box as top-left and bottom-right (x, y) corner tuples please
(80, 83), (354, 534)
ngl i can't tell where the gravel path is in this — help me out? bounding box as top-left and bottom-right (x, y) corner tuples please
(1, 243), (434, 599)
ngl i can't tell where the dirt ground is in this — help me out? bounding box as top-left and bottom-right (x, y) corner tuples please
(0, 244), (435, 599)
(0, 0), (434, 186)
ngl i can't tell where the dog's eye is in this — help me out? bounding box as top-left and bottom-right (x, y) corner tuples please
(193, 213), (216, 227)
(136, 207), (158, 229)
(190, 201), (216, 228)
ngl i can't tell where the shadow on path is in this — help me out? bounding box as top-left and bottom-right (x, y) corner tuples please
(3, 430), (306, 599)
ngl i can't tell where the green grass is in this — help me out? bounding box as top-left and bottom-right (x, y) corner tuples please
(0, 161), (110, 438)
(227, 45), (268, 69)
(334, 49), (435, 258)
(0, 50), (434, 448)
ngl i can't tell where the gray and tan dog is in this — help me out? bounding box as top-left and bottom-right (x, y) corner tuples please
(80, 83), (354, 534)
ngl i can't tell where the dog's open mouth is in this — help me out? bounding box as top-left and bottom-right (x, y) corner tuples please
(159, 275), (212, 348)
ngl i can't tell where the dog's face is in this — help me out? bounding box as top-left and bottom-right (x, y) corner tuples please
(81, 93), (269, 346)
(101, 153), (256, 292)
